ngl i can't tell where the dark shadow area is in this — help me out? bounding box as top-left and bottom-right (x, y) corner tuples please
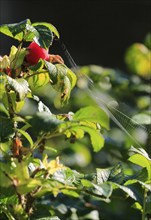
(0, 0), (150, 70)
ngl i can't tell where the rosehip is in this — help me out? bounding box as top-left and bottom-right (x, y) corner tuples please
(25, 42), (50, 65)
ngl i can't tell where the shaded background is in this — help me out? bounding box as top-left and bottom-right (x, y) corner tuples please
(0, 0), (150, 70)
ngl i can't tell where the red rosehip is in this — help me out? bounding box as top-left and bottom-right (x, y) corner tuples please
(26, 42), (50, 65)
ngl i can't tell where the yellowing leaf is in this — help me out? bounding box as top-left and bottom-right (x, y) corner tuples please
(0, 55), (10, 69)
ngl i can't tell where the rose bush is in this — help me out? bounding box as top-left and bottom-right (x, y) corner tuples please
(0, 19), (150, 220)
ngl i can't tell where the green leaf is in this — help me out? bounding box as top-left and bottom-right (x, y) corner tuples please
(0, 74), (7, 103)
(146, 194), (151, 214)
(125, 43), (151, 78)
(0, 166), (12, 187)
(63, 125), (84, 139)
(32, 25), (53, 49)
(44, 61), (58, 84)
(52, 168), (81, 186)
(0, 103), (9, 117)
(66, 68), (77, 89)
(82, 179), (112, 199)
(129, 146), (151, 161)
(128, 154), (151, 180)
(60, 75), (71, 104)
(81, 179), (93, 187)
(0, 55), (10, 69)
(13, 160), (30, 180)
(9, 45), (17, 62)
(0, 204), (16, 220)
(38, 101), (51, 114)
(9, 46), (27, 69)
(124, 179), (151, 192)
(73, 106), (109, 130)
(52, 64), (68, 88)
(96, 163), (124, 184)
(14, 100), (25, 113)
(132, 202), (143, 212)
(29, 59), (44, 71)
(7, 76), (29, 101)
(111, 183), (137, 200)
(17, 178), (42, 194)
(0, 117), (14, 142)
(60, 120), (104, 152)
(45, 62), (74, 104)
(35, 217), (61, 220)
(23, 23), (39, 42)
(28, 112), (62, 134)
(33, 22), (60, 38)
(109, 163), (124, 184)
(81, 126), (104, 152)
(61, 189), (79, 198)
(96, 168), (111, 184)
(25, 24), (53, 49)
(27, 72), (50, 89)
(17, 129), (33, 148)
(0, 19), (31, 41)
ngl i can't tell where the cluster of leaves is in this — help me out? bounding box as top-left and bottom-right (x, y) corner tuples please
(0, 146), (151, 220)
(0, 19), (77, 105)
(0, 19), (151, 220)
(0, 19), (108, 219)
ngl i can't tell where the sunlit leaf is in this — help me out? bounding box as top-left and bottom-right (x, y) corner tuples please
(0, 55), (10, 69)
(81, 126), (104, 152)
(81, 179), (93, 187)
(129, 146), (151, 161)
(132, 202), (143, 212)
(7, 76), (29, 101)
(74, 106), (109, 130)
(38, 101), (51, 113)
(17, 178), (42, 194)
(32, 25), (53, 49)
(52, 168), (81, 186)
(33, 22), (60, 38)
(129, 154), (151, 180)
(96, 168), (111, 184)
(61, 189), (79, 198)
(27, 72), (50, 89)
(35, 217), (61, 220)
(44, 61), (58, 84)
(124, 179), (151, 192)
(0, 166), (12, 187)
(0, 19), (31, 41)
(82, 179), (112, 199)
(14, 100), (25, 113)
(125, 43), (151, 78)
(96, 163), (124, 184)
(111, 183), (137, 200)
(66, 67), (77, 89)
(9, 45), (27, 70)
(28, 112), (62, 134)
